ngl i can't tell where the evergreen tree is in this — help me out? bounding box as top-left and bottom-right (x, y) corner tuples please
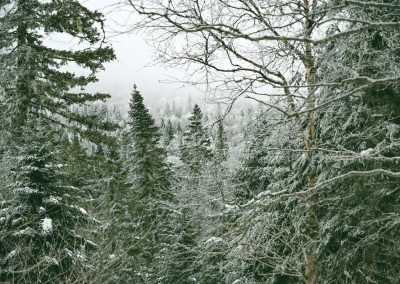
(0, 0), (115, 138)
(180, 104), (212, 176)
(215, 118), (228, 162)
(164, 119), (175, 146)
(0, 118), (93, 283)
(153, 207), (200, 284)
(160, 117), (165, 129)
(127, 86), (172, 200)
(0, 0), (116, 271)
(228, 116), (305, 283)
(312, 3), (400, 282)
(125, 85), (173, 282)
(87, 134), (130, 283)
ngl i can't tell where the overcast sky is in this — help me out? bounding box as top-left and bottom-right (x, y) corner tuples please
(81, 0), (201, 107)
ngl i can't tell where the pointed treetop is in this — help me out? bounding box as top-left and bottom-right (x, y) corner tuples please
(126, 85), (172, 200)
(191, 104), (202, 120)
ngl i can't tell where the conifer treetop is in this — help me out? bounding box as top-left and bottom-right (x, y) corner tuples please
(127, 85), (172, 200)
(0, 0), (116, 136)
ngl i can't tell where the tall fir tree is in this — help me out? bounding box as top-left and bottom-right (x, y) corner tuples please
(180, 104), (212, 176)
(163, 119), (175, 146)
(160, 117), (165, 129)
(0, 117), (93, 283)
(215, 117), (228, 162)
(127, 86), (172, 200)
(0, 2), (116, 281)
(0, 0), (115, 139)
(124, 85), (173, 282)
(154, 207), (200, 284)
(87, 135), (130, 283)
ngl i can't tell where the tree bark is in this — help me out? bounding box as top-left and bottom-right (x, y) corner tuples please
(303, 1), (319, 283)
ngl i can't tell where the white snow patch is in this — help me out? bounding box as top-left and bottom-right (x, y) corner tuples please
(70, 205), (88, 215)
(205, 236), (223, 244)
(79, 207), (87, 215)
(42, 217), (53, 233)
(224, 203), (238, 211)
(76, 251), (87, 262)
(6, 250), (17, 260)
(360, 148), (374, 156)
(167, 155), (183, 166)
(86, 240), (97, 248)
(18, 187), (38, 194)
(44, 256), (59, 265)
(45, 196), (60, 204)
(14, 227), (36, 236)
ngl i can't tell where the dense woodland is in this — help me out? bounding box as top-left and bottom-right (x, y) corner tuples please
(1, 0), (400, 283)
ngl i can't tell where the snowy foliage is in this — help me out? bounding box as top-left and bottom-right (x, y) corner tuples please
(1, 0), (400, 283)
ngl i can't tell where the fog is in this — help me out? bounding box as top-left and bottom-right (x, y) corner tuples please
(81, 0), (202, 108)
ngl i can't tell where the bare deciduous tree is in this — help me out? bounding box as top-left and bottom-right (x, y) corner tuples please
(127, 1), (400, 283)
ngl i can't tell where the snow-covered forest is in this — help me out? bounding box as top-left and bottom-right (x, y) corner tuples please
(1, 0), (400, 283)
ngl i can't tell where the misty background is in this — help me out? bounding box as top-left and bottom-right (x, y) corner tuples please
(80, 0), (203, 111)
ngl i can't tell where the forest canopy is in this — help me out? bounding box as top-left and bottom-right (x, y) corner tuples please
(1, 0), (399, 283)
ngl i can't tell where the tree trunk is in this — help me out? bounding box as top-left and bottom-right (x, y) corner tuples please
(303, 1), (319, 283)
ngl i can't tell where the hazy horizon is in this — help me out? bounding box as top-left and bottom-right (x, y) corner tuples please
(81, 0), (203, 107)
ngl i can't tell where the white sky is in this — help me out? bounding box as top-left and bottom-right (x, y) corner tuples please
(81, 0), (201, 107)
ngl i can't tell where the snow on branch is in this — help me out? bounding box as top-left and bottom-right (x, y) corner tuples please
(239, 169), (400, 208)
(345, 0), (400, 9)
(308, 169), (400, 191)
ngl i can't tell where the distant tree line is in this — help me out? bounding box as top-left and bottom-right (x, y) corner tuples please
(1, 0), (399, 284)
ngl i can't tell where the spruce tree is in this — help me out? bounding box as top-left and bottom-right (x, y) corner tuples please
(125, 85), (173, 282)
(0, 118), (93, 283)
(312, 3), (400, 282)
(0, 2), (116, 279)
(164, 119), (175, 146)
(87, 136), (130, 283)
(229, 116), (304, 283)
(127, 86), (172, 200)
(155, 207), (200, 284)
(181, 104), (212, 176)
(215, 118), (228, 162)
(0, 0), (115, 137)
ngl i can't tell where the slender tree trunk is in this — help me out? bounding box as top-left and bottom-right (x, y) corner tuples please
(302, 1), (319, 283)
